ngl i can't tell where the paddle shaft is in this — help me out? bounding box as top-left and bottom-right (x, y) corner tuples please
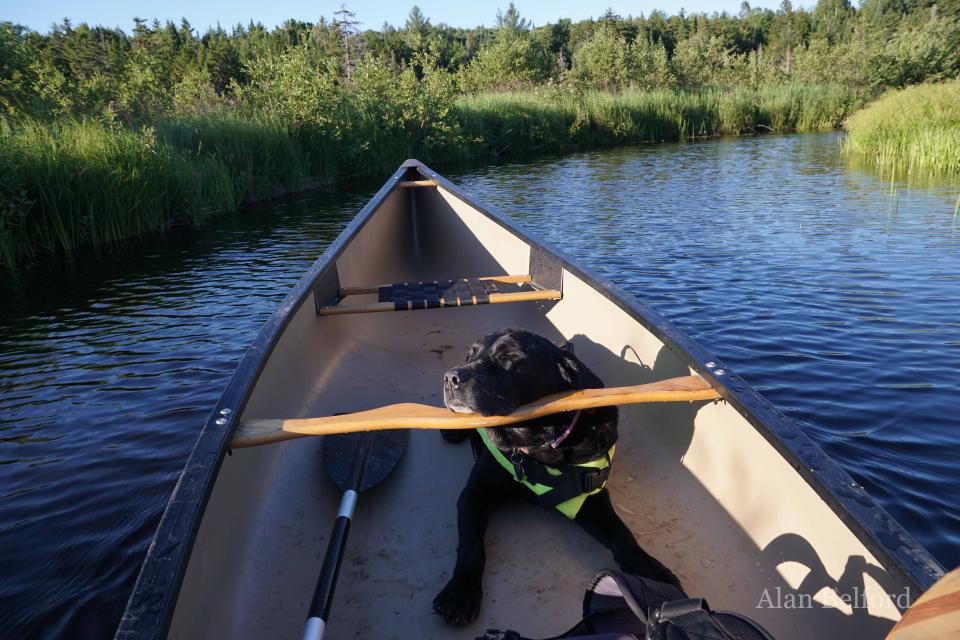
(886, 567), (960, 639)
(303, 434), (373, 640)
(232, 375), (720, 449)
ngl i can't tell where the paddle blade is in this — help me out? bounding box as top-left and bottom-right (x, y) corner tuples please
(322, 429), (409, 493)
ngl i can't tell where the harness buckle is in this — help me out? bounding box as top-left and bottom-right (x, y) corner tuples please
(509, 451), (527, 482)
(581, 467), (609, 493)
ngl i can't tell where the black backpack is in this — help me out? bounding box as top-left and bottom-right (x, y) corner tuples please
(478, 570), (776, 640)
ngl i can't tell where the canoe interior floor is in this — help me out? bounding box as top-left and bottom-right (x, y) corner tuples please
(170, 302), (893, 639)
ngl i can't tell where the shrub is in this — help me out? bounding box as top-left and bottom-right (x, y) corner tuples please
(172, 68), (225, 115)
(867, 17), (960, 89)
(0, 23), (39, 116)
(233, 45), (341, 134)
(672, 33), (733, 86)
(458, 32), (553, 92)
(570, 25), (673, 90)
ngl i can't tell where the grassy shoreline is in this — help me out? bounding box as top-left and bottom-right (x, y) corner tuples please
(457, 85), (855, 155)
(843, 80), (960, 181)
(1, 84), (856, 270)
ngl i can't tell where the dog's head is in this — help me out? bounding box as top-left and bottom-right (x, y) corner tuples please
(443, 329), (602, 417)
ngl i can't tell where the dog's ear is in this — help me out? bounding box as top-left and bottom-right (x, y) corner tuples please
(557, 351), (586, 389)
(558, 347), (604, 390)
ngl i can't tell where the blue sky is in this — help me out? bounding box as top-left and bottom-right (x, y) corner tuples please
(7, 0), (793, 33)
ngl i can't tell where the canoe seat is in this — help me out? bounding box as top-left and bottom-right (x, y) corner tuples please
(318, 274), (561, 317)
(380, 278), (503, 310)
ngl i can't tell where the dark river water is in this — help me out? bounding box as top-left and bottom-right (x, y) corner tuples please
(1, 133), (958, 637)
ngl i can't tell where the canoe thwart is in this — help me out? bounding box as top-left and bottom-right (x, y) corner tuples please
(230, 375), (721, 448)
(396, 180), (438, 188)
(339, 274), (532, 296)
(317, 289), (561, 316)
(319, 276), (559, 316)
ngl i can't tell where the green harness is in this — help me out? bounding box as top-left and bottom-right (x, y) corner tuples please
(479, 427), (615, 519)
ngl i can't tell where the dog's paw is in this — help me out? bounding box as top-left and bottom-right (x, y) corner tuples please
(440, 429), (470, 444)
(433, 575), (482, 625)
(652, 566), (685, 594)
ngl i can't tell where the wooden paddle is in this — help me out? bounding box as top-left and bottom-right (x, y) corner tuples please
(303, 429), (409, 640)
(232, 375), (720, 449)
(886, 567), (960, 639)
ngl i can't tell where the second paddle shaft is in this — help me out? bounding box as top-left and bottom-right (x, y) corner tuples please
(303, 434), (372, 640)
(303, 491), (357, 640)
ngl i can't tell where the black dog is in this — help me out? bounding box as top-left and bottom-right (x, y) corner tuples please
(433, 328), (683, 625)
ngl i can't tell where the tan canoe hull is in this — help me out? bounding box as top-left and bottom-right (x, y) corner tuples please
(118, 161), (943, 640)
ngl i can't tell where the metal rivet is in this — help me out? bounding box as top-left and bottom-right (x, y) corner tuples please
(219, 408), (232, 416)
(705, 362), (716, 368)
(215, 417), (227, 426)
(715, 369), (726, 376)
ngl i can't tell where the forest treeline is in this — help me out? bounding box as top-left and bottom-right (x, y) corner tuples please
(1, 1), (958, 268)
(2, 1), (958, 121)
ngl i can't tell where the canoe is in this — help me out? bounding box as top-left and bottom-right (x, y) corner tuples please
(117, 160), (944, 640)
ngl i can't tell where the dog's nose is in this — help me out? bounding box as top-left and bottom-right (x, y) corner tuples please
(445, 369), (468, 388)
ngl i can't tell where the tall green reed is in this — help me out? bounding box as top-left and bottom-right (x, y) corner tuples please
(1, 83), (857, 270)
(0, 119), (234, 269)
(455, 84), (855, 157)
(843, 80), (960, 181)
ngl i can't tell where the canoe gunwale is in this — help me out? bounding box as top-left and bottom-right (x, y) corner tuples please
(114, 163), (415, 639)
(116, 160), (944, 639)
